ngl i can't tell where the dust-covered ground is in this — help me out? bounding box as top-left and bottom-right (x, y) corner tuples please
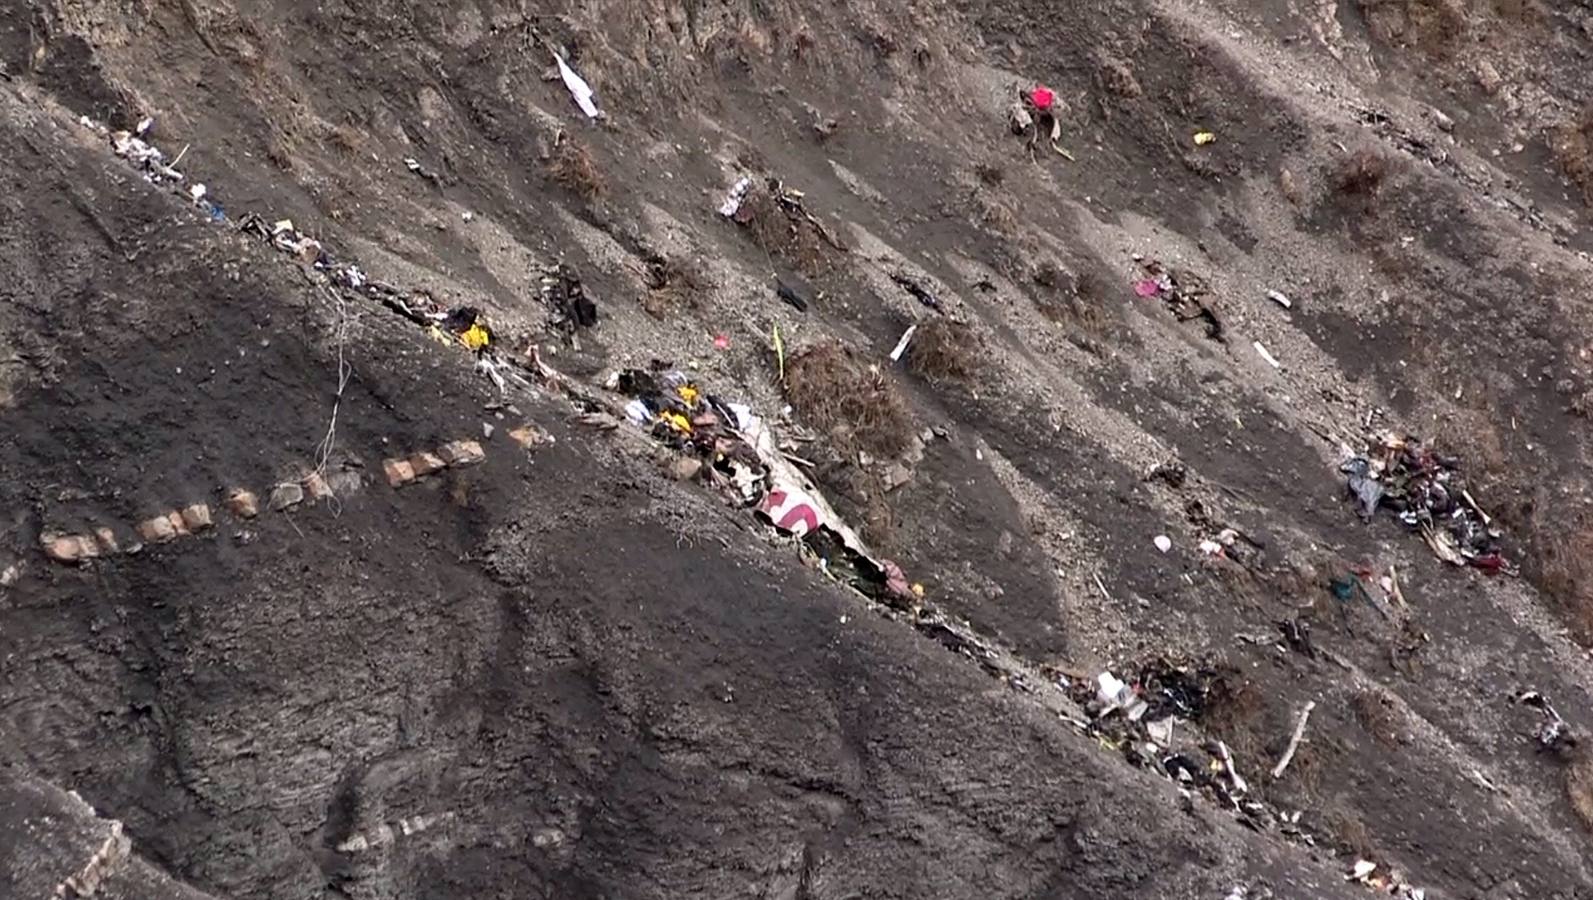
(3, 0), (1593, 898)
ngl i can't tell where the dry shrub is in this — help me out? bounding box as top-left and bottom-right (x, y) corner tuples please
(641, 254), (710, 319)
(860, 472), (898, 549)
(1202, 674), (1268, 767)
(1350, 689), (1402, 746)
(975, 162), (1005, 187)
(1551, 108), (1593, 205)
(1532, 522), (1593, 644)
(546, 136), (605, 201)
(327, 122), (365, 157)
(735, 182), (830, 275)
(265, 131), (296, 171)
(1322, 805), (1381, 860)
(1490, 0), (1541, 21)
(1332, 148), (1391, 198)
(1033, 267), (1105, 333)
(1569, 750), (1593, 832)
(1355, 0), (1468, 53)
(785, 341), (913, 457)
(977, 194), (1017, 233)
(1096, 53), (1143, 99)
(907, 319), (980, 381)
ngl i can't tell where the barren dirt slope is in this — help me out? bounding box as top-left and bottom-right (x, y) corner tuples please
(3, 0), (1593, 898)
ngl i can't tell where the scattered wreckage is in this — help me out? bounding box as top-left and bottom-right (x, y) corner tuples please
(605, 361), (916, 606)
(1132, 259), (1225, 343)
(1515, 690), (1576, 756)
(1341, 431), (1510, 573)
(1069, 660), (1270, 825)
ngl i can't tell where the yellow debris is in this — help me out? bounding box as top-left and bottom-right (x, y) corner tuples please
(1193, 131), (1216, 146)
(427, 325), (453, 346)
(459, 322), (491, 351)
(911, 583), (925, 598)
(677, 384), (701, 406)
(657, 411), (692, 434)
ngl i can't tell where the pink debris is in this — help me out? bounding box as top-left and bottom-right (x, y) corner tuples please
(1134, 279), (1162, 298)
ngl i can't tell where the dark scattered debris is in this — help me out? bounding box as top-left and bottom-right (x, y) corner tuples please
(1516, 690), (1577, 756)
(775, 276), (812, 312)
(1148, 460), (1188, 489)
(539, 263), (599, 340)
(1067, 658), (1266, 826)
(1340, 432), (1509, 573)
(890, 272), (943, 311)
(1134, 259), (1225, 343)
(1277, 617), (1316, 659)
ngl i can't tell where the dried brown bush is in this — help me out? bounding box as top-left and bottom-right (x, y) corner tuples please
(1551, 108), (1593, 205)
(907, 319), (980, 381)
(1531, 521), (1593, 644)
(1569, 749), (1593, 832)
(1356, 0), (1468, 53)
(1351, 689), (1402, 746)
(546, 136), (605, 201)
(1322, 805), (1381, 860)
(734, 182), (830, 275)
(1202, 674), (1268, 766)
(1032, 266), (1106, 334)
(1097, 53), (1143, 99)
(327, 123), (365, 157)
(1332, 148), (1391, 198)
(785, 341), (913, 457)
(641, 254), (710, 319)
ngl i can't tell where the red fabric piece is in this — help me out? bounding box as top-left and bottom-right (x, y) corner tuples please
(1030, 86), (1056, 111)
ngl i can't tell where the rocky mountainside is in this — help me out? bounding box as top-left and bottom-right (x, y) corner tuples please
(3, 0), (1593, 897)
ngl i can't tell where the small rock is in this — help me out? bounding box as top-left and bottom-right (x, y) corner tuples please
(669, 457), (703, 481)
(902, 435), (926, 466)
(166, 511), (190, 536)
(409, 451), (447, 476)
(438, 440), (486, 467)
(42, 533), (95, 563)
(180, 503), (213, 532)
(508, 425), (553, 449)
(303, 471), (331, 500)
(1432, 108), (1455, 132)
(1474, 60), (1502, 94)
(93, 527), (120, 555)
(1153, 535), (1173, 553)
(483, 422), (495, 439)
(576, 412), (620, 430)
(0, 563), (18, 586)
(383, 458), (416, 487)
(270, 483), (306, 510)
(226, 489), (260, 519)
(884, 462), (912, 491)
(136, 516), (178, 544)
(327, 470), (363, 495)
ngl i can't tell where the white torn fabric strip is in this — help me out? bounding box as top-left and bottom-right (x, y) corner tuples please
(889, 324), (917, 362)
(1254, 341), (1281, 369)
(555, 54), (600, 119)
(719, 176), (752, 217)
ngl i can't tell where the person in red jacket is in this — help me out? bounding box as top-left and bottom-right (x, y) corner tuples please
(1020, 84), (1072, 160)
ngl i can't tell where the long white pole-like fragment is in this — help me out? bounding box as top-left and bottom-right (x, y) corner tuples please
(1271, 700), (1316, 779)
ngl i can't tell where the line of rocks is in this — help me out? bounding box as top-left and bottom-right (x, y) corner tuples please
(39, 438), (490, 565)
